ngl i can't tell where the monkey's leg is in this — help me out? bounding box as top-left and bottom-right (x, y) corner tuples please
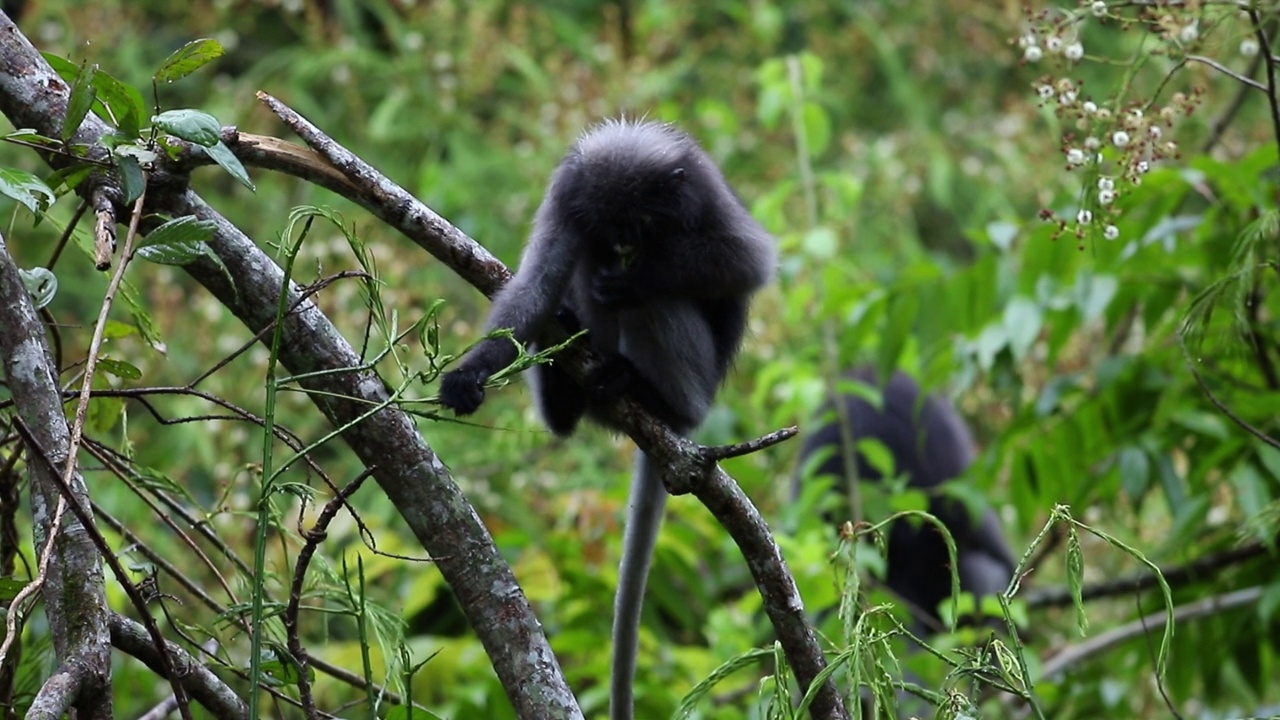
(529, 360), (588, 436)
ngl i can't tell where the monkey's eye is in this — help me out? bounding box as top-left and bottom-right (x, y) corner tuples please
(669, 167), (687, 182)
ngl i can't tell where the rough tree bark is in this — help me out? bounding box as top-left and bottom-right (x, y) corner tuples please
(0, 13), (582, 720)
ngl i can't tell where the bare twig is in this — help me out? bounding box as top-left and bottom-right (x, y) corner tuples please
(1182, 55), (1268, 91)
(1248, 9), (1280, 164)
(1025, 539), (1269, 607)
(109, 614), (248, 720)
(1041, 586), (1261, 679)
(702, 425), (798, 462)
(1182, 334), (1280, 450)
(89, 187), (116, 270)
(285, 470), (374, 719)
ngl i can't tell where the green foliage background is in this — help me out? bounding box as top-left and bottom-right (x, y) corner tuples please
(3, 0), (1280, 718)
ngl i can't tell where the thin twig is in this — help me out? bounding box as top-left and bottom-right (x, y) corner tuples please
(1041, 586), (1261, 679)
(1248, 9), (1280, 163)
(284, 470), (374, 720)
(701, 425), (798, 462)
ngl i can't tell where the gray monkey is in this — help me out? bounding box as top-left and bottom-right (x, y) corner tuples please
(796, 367), (1016, 635)
(439, 118), (776, 720)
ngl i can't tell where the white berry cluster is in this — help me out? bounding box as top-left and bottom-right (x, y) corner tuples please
(1019, 0), (1209, 245)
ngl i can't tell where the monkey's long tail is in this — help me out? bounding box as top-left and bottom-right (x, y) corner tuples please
(609, 450), (667, 720)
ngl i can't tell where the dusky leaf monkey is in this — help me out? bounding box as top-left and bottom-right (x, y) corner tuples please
(440, 118), (776, 720)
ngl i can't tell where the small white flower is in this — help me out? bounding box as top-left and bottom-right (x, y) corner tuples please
(1098, 176), (1114, 191)
(1098, 189), (1115, 205)
(1084, 136), (1101, 150)
(1060, 90), (1078, 105)
(1129, 108), (1143, 120)
(1082, 100), (1098, 114)
(1066, 148), (1086, 166)
(1019, 33), (1037, 49)
(1137, 160), (1150, 173)
(1047, 36), (1064, 53)
(1078, 209), (1093, 224)
(1038, 84), (1054, 99)
(1025, 45), (1044, 62)
(1091, 1), (1107, 17)
(1104, 224), (1120, 240)
(1065, 42), (1084, 61)
(1179, 23), (1198, 43)
(1112, 130), (1131, 147)
(1241, 38), (1260, 58)
(1149, 125), (1162, 139)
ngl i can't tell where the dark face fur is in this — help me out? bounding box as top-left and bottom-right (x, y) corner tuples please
(560, 151), (704, 267)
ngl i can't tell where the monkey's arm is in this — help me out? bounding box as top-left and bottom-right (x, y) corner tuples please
(439, 210), (583, 416)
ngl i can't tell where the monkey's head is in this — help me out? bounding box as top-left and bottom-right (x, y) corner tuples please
(558, 119), (718, 260)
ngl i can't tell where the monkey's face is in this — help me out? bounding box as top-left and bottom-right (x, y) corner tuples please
(613, 241), (639, 268)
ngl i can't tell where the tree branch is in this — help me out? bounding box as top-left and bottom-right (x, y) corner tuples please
(0, 17), (581, 720)
(0, 230), (112, 718)
(109, 613), (248, 720)
(1041, 586), (1261, 679)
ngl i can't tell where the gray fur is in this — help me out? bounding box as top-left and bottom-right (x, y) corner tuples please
(795, 368), (1016, 634)
(611, 452), (666, 720)
(439, 118), (776, 720)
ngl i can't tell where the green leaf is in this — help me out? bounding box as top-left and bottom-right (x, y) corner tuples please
(4, 128), (63, 149)
(152, 109), (221, 147)
(205, 141), (255, 191)
(0, 167), (55, 215)
(118, 154), (144, 205)
(153, 39), (225, 84)
(87, 394), (125, 435)
(18, 267), (56, 309)
(801, 100), (831, 156)
(1003, 296), (1043, 361)
(0, 577), (30, 601)
(97, 357), (142, 380)
(135, 242), (210, 267)
(102, 321), (138, 340)
(42, 52), (78, 80)
(64, 63), (98, 142)
(1066, 525), (1088, 636)
(137, 216), (217, 266)
(44, 164), (95, 196)
(116, 144), (159, 165)
(42, 54), (145, 137)
(141, 216), (217, 248)
(800, 226), (838, 260)
(93, 71), (147, 138)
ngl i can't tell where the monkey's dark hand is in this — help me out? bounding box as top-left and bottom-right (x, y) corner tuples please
(591, 267), (643, 308)
(439, 367), (488, 415)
